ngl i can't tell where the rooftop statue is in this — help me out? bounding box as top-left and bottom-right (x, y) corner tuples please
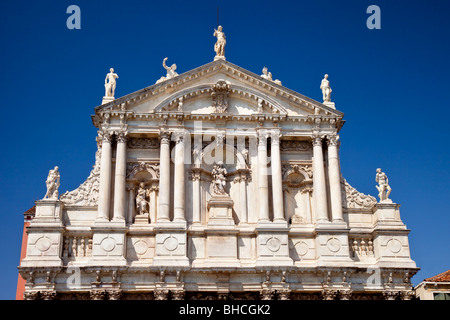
(375, 168), (392, 202)
(320, 74), (332, 102)
(213, 25), (226, 60)
(104, 68), (119, 98)
(156, 57), (179, 84)
(44, 166), (60, 200)
(261, 67), (282, 85)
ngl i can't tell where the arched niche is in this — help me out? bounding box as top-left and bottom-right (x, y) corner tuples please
(282, 164), (313, 224)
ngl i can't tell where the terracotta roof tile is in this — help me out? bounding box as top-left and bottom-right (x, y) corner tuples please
(24, 206), (36, 214)
(425, 270), (450, 282)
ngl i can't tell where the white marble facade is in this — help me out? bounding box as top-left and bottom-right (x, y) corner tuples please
(19, 58), (418, 300)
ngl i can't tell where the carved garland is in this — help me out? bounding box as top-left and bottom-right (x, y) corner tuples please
(341, 178), (377, 209)
(126, 161), (160, 179)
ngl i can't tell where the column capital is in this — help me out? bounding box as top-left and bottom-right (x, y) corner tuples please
(257, 129), (269, 146)
(326, 134), (340, 147)
(173, 129), (188, 144)
(270, 129), (282, 145)
(159, 128), (171, 144)
(115, 130), (129, 143)
(98, 130), (112, 142)
(312, 134), (323, 147)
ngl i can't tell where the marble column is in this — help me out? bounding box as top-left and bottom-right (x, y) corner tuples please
(192, 171), (201, 224)
(327, 135), (344, 222)
(312, 135), (329, 222)
(127, 186), (135, 225)
(158, 129), (171, 222)
(257, 130), (270, 222)
(239, 173), (248, 223)
(113, 131), (127, 222)
(271, 130), (285, 222)
(97, 130), (112, 221)
(173, 131), (186, 222)
(149, 186), (157, 223)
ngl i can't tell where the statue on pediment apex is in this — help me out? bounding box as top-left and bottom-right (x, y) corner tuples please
(213, 25), (226, 60)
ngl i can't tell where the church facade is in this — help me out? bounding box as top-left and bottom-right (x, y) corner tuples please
(17, 27), (418, 300)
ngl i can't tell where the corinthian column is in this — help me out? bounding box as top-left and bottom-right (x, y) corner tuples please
(239, 173), (248, 223)
(327, 135), (344, 222)
(271, 130), (285, 222)
(113, 131), (128, 222)
(312, 134), (328, 222)
(173, 131), (186, 222)
(158, 129), (171, 222)
(97, 130), (112, 222)
(257, 130), (270, 222)
(191, 170), (201, 224)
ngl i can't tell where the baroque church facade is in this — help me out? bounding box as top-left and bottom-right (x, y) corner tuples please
(17, 27), (418, 300)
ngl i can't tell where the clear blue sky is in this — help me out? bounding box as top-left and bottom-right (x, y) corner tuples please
(0, 0), (449, 300)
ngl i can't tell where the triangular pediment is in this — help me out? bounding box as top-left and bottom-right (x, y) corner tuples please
(94, 59), (343, 121)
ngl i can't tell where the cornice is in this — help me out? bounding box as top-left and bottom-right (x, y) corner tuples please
(93, 59), (344, 117)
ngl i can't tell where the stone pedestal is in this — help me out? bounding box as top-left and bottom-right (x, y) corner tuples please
(101, 96), (114, 105)
(256, 223), (293, 267)
(373, 203), (417, 268)
(20, 200), (64, 267)
(323, 101), (336, 109)
(134, 213), (150, 224)
(89, 224), (127, 266)
(33, 200), (64, 224)
(315, 221), (354, 267)
(207, 195), (235, 226)
(204, 195), (240, 267)
(153, 222), (189, 267)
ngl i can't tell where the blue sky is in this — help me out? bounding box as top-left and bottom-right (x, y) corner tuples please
(0, 0), (449, 299)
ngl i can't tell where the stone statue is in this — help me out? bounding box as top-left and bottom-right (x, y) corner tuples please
(136, 183), (149, 215)
(261, 67), (282, 85)
(156, 57), (179, 84)
(257, 98), (264, 113)
(212, 161), (227, 195)
(213, 25), (226, 60)
(320, 74), (332, 102)
(375, 168), (392, 202)
(44, 166), (60, 200)
(261, 67), (273, 81)
(104, 68), (119, 98)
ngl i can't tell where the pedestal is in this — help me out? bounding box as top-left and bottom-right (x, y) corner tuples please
(153, 222), (189, 267)
(204, 194), (240, 267)
(256, 222), (293, 267)
(89, 224), (127, 266)
(134, 213), (150, 224)
(315, 221), (354, 267)
(20, 200), (64, 267)
(207, 195), (235, 226)
(101, 96), (114, 105)
(323, 101), (336, 109)
(373, 203), (417, 269)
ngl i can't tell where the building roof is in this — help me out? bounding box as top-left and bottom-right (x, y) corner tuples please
(424, 270), (450, 282)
